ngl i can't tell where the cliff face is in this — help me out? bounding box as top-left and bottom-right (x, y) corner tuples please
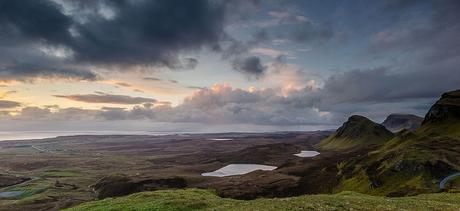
(423, 90), (460, 125)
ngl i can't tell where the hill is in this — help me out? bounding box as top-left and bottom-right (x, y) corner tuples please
(382, 114), (423, 132)
(334, 90), (460, 196)
(316, 115), (394, 151)
(423, 90), (460, 124)
(65, 188), (460, 211)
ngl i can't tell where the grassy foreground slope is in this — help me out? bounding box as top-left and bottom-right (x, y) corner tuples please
(66, 189), (460, 211)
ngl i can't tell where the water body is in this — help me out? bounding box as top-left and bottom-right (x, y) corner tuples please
(0, 131), (173, 141)
(0, 191), (23, 198)
(294, 150), (320, 157)
(440, 172), (460, 189)
(202, 164), (277, 177)
(209, 138), (234, 141)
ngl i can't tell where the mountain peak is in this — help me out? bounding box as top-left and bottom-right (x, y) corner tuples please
(317, 115), (394, 150)
(335, 115), (383, 139)
(382, 114), (423, 132)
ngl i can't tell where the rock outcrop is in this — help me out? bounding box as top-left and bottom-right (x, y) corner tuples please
(91, 175), (187, 199)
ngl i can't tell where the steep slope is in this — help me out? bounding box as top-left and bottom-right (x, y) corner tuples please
(316, 115), (394, 151)
(423, 89), (460, 125)
(382, 114), (423, 132)
(335, 90), (460, 196)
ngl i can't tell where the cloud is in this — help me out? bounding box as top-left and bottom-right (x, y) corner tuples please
(250, 48), (288, 58)
(232, 56), (267, 78)
(312, 65), (460, 105)
(0, 0), (99, 81)
(0, 63), (98, 82)
(4, 84), (333, 126)
(53, 93), (158, 104)
(370, 1), (460, 61)
(143, 77), (162, 81)
(0, 90), (17, 100)
(347, 0), (460, 104)
(52, 0), (226, 67)
(289, 21), (334, 43)
(187, 86), (205, 90)
(115, 82), (131, 87)
(159, 84), (333, 125)
(1, 75), (444, 127)
(0, 0), (73, 45)
(0, 0), (250, 80)
(0, 100), (21, 109)
(247, 10), (335, 45)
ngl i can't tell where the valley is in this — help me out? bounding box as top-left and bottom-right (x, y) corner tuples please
(1, 90), (459, 211)
(0, 131), (330, 210)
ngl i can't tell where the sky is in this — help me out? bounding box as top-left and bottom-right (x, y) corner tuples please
(0, 0), (459, 132)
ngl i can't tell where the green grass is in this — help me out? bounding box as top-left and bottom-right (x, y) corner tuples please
(333, 119), (460, 196)
(416, 120), (460, 138)
(65, 189), (460, 211)
(40, 169), (81, 178)
(2, 179), (50, 200)
(316, 128), (393, 151)
(316, 136), (381, 151)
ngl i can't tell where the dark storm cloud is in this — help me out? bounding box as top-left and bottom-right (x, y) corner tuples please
(64, 0), (226, 67)
(0, 0), (73, 45)
(370, 0), (460, 59)
(232, 56), (267, 78)
(0, 0), (308, 80)
(0, 0), (98, 81)
(317, 67), (460, 104)
(356, 0), (460, 103)
(0, 100), (21, 109)
(0, 63), (97, 82)
(53, 93), (158, 104)
(0, 0), (242, 80)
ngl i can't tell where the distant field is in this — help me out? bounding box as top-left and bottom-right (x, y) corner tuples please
(66, 188), (460, 211)
(0, 132), (330, 210)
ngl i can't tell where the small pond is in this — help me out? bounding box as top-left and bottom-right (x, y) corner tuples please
(0, 191), (23, 198)
(209, 138), (234, 141)
(294, 150), (320, 158)
(202, 164), (277, 177)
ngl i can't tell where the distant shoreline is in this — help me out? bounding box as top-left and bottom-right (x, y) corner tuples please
(0, 130), (334, 142)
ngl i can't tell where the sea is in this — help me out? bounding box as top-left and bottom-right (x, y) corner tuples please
(0, 131), (173, 141)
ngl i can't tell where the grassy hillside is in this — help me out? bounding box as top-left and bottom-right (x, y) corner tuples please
(66, 188), (460, 211)
(334, 117), (460, 196)
(325, 90), (460, 196)
(316, 115), (394, 151)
